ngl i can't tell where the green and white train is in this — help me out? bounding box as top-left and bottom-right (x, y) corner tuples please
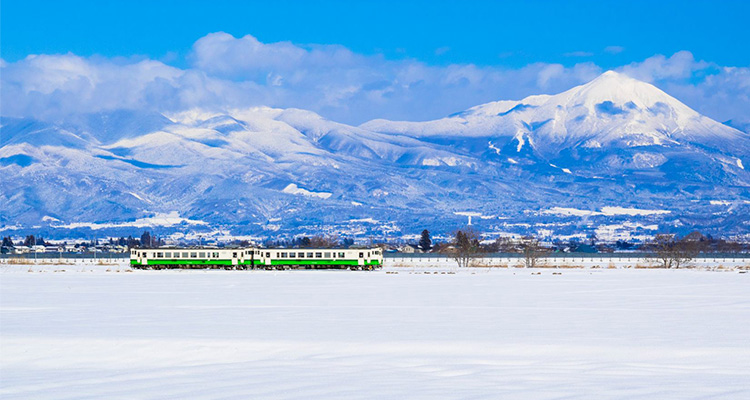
(130, 247), (383, 270)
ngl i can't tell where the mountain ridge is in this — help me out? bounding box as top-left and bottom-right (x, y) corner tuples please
(1, 71), (749, 240)
(361, 71), (746, 151)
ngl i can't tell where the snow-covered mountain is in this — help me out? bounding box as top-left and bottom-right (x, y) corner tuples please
(363, 71), (748, 171)
(1, 71), (749, 240)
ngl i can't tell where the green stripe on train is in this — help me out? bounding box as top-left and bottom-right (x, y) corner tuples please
(145, 259), (234, 265)
(271, 260), (355, 266)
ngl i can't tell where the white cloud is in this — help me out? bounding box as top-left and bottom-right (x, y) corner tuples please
(617, 51), (750, 125)
(1, 33), (748, 128)
(619, 50), (709, 82)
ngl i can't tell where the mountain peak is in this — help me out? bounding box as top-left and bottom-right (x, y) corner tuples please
(597, 69), (629, 79)
(559, 70), (676, 111)
(584, 70), (649, 92)
(362, 67), (746, 150)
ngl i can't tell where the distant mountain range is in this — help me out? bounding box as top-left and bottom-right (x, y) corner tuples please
(2, 71), (749, 241)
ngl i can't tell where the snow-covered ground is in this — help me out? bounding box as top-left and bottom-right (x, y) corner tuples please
(2, 265), (749, 399)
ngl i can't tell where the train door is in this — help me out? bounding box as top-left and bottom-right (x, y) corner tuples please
(358, 251), (364, 266)
(141, 251), (148, 266)
(232, 251), (238, 267)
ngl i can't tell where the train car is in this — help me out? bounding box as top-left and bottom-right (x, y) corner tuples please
(257, 248), (382, 270)
(130, 247), (383, 270)
(130, 247), (258, 269)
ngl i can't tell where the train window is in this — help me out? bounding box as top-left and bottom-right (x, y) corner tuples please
(213, 252), (219, 258)
(191, 252), (197, 258)
(182, 252), (188, 258)
(338, 252), (345, 258)
(359, 252), (364, 258)
(298, 253), (304, 258)
(289, 252), (296, 258)
(281, 252), (287, 258)
(233, 252), (237, 258)
(307, 252), (313, 258)
(324, 252), (331, 258)
(165, 252), (171, 258)
(266, 252), (271, 258)
(156, 252), (163, 258)
(198, 252), (205, 258)
(315, 252), (322, 258)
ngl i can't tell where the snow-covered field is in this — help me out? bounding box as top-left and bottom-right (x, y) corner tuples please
(2, 265), (749, 399)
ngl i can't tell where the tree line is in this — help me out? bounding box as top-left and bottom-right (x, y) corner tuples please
(411, 228), (748, 269)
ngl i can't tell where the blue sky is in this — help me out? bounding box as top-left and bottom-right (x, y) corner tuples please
(2, 0), (749, 125)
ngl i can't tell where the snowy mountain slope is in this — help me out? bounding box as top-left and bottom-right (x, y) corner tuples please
(1, 107), (481, 232)
(1, 71), (749, 239)
(363, 71), (749, 155)
(363, 71), (750, 188)
(60, 110), (174, 145)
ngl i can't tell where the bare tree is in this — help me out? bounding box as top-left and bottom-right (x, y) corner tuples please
(520, 236), (546, 268)
(486, 237), (518, 253)
(309, 234), (340, 248)
(450, 227), (481, 268)
(645, 234), (699, 268)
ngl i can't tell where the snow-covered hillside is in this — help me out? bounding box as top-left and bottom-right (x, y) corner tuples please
(363, 71), (746, 146)
(1, 71), (749, 239)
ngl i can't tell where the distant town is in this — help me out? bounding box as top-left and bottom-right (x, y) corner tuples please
(3, 229), (748, 260)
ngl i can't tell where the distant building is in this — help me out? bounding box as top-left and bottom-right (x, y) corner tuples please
(398, 244), (420, 253)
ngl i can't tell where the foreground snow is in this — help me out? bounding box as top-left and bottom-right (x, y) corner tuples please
(1, 266), (749, 399)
